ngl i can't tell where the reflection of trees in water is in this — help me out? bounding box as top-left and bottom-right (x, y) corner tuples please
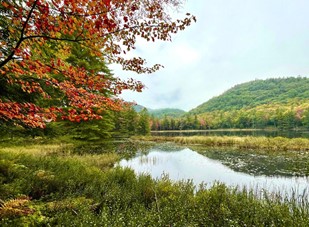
(139, 156), (158, 165)
(71, 140), (154, 156)
(152, 130), (309, 138)
(152, 143), (186, 152)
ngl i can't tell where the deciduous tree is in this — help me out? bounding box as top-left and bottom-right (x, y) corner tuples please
(0, 0), (195, 128)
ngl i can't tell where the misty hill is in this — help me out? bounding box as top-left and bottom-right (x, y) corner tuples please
(132, 104), (146, 112)
(149, 108), (186, 118)
(190, 77), (309, 114)
(133, 105), (186, 118)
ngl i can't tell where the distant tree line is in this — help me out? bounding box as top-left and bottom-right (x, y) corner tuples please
(151, 103), (309, 130)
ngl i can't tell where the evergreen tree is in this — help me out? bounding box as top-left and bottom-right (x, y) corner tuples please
(137, 108), (150, 135)
(170, 118), (176, 130)
(126, 107), (139, 135)
(193, 114), (199, 130)
(65, 111), (115, 140)
(162, 116), (170, 130)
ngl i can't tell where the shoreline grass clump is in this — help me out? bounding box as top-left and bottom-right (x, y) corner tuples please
(1, 142), (309, 226)
(134, 135), (309, 152)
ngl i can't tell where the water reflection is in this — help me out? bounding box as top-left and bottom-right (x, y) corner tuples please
(118, 148), (309, 197)
(151, 130), (309, 138)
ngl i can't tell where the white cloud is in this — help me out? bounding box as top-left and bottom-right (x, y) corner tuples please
(111, 0), (309, 111)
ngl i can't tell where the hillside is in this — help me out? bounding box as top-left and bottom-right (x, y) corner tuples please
(133, 105), (186, 118)
(149, 108), (186, 118)
(132, 104), (146, 112)
(190, 77), (309, 114)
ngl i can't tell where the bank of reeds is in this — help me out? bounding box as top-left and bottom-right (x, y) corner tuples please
(1, 142), (309, 226)
(134, 136), (309, 152)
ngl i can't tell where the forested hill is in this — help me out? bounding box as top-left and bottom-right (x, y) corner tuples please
(149, 108), (186, 118)
(190, 77), (309, 114)
(133, 105), (186, 118)
(133, 104), (146, 112)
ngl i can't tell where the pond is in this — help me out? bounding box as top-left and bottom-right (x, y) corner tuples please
(151, 129), (309, 138)
(118, 146), (309, 198)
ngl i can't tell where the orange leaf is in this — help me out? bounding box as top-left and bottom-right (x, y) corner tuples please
(2, 1), (9, 8)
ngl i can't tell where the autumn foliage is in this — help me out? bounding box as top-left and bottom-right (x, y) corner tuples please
(0, 0), (195, 128)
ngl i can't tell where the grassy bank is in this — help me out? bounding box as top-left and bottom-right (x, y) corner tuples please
(1, 142), (309, 226)
(134, 135), (309, 152)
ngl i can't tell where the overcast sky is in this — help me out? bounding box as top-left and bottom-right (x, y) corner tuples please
(111, 0), (309, 111)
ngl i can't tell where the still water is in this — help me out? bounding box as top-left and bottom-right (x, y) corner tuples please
(119, 147), (309, 197)
(151, 130), (309, 138)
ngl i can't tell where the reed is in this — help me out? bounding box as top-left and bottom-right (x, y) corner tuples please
(133, 135), (309, 152)
(1, 141), (309, 226)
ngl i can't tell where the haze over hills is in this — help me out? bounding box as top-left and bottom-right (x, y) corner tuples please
(132, 104), (147, 113)
(189, 77), (309, 114)
(133, 105), (186, 118)
(148, 108), (186, 118)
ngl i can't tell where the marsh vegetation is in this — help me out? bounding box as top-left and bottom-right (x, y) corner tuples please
(135, 135), (309, 151)
(1, 136), (309, 226)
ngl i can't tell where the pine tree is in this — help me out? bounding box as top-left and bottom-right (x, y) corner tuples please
(137, 108), (150, 135)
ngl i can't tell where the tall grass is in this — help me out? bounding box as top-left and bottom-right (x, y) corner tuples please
(134, 135), (309, 152)
(1, 142), (309, 226)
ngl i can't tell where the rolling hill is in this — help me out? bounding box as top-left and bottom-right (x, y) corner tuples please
(190, 77), (309, 114)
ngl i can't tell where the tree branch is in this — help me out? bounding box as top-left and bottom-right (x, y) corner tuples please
(0, 0), (39, 68)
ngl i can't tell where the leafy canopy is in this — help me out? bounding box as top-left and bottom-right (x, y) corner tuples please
(0, 0), (195, 128)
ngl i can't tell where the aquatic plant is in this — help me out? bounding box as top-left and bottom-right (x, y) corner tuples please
(134, 135), (309, 152)
(1, 142), (309, 226)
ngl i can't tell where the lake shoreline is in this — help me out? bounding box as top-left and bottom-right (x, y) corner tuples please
(1, 139), (309, 225)
(133, 135), (309, 152)
(151, 128), (309, 139)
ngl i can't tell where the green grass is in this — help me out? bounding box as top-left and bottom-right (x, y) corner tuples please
(134, 135), (309, 152)
(1, 142), (309, 226)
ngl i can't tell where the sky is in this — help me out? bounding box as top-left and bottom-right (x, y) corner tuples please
(111, 0), (309, 111)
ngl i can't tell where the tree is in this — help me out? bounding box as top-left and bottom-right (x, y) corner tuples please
(65, 110), (115, 140)
(193, 114), (199, 129)
(162, 115), (170, 130)
(0, 0), (195, 128)
(170, 118), (176, 130)
(303, 109), (309, 129)
(137, 108), (150, 135)
(125, 107), (138, 135)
